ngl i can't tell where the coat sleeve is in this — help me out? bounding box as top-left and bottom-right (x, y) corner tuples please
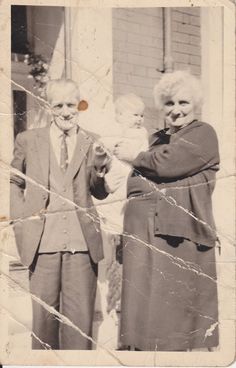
(132, 123), (220, 180)
(87, 145), (109, 200)
(10, 132), (26, 219)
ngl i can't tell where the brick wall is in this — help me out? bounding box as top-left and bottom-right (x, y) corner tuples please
(112, 7), (164, 131)
(172, 7), (201, 76)
(112, 7), (201, 130)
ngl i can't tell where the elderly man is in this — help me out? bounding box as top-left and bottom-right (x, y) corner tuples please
(10, 79), (108, 350)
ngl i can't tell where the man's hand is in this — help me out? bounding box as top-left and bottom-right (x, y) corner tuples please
(92, 142), (111, 173)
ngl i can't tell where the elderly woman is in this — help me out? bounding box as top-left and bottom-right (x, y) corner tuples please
(114, 71), (220, 351)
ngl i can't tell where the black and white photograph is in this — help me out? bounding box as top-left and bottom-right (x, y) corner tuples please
(0, 0), (235, 366)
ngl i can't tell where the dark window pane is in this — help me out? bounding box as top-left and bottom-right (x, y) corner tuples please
(11, 6), (29, 54)
(13, 90), (27, 139)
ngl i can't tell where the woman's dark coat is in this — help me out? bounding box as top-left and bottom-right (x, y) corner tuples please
(120, 120), (220, 351)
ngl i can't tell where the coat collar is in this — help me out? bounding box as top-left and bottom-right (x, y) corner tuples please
(35, 126), (91, 187)
(150, 120), (198, 147)
(35, 126), (50, 186)
(64, 128), (91, 187)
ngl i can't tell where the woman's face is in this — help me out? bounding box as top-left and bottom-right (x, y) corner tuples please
(163, 87), (195, 130)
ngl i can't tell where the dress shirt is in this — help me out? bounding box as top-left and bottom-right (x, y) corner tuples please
(50, 122), (78, 165)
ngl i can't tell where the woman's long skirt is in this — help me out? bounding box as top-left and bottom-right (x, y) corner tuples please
(120, 197), (219, 351)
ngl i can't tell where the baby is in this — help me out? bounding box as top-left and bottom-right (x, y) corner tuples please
(93, 94), (148, 329)
(101, 93), (148, 160)
(95, 93), (148, 234)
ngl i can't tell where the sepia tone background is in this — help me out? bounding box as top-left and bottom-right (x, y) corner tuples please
(0, 0), (235, 365)
(11, 6), (203, 133)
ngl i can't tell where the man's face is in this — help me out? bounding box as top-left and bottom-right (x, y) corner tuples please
(50, 84), (79, 131)
(163, 88), (195, 131)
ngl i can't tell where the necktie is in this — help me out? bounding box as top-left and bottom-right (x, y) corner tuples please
(60, 131), (69, 172)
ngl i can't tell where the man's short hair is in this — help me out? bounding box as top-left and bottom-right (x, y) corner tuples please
(45, 79), (80, 103)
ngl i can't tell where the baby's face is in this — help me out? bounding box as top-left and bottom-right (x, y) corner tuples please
(116, 108), (144, 128)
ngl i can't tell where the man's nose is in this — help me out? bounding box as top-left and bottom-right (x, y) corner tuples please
(61, 104), (70, 118)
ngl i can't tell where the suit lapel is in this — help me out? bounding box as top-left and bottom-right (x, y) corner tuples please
(35, 127), (50, 186)
(64, 129), (91, 187)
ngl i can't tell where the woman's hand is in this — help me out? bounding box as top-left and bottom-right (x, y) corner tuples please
(114, 139), (141, 162)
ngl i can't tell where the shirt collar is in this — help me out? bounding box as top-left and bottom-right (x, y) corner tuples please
(50, 121), (79, 138)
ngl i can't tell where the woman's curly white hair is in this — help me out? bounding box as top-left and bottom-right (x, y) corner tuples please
(153, 71), (203, 111)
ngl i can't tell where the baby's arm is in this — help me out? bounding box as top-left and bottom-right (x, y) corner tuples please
(104, 158), (128, 193)
(138, 127), (149, 152)
(113, 127), (150, 163)
(98, 136), (118, 153)
(95, 137), (127, 193)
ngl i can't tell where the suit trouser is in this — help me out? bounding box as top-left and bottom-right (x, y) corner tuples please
(29, 251), (97, 350)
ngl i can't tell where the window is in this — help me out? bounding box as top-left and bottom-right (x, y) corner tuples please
(11, 6), (29, 55)
(13, 90), (27, 139)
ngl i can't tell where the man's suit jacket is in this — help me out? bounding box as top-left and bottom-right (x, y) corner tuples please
(10, 126), (108, 267)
